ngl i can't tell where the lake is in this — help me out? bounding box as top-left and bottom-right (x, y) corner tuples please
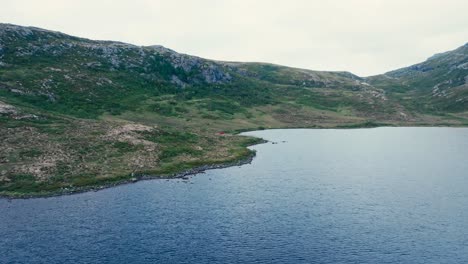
(1, 128), (468, 263)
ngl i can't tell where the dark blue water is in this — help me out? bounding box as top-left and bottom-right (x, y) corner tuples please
(1, 128), (468, 264)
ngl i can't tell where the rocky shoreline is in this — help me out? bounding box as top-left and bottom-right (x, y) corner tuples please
(0, 149), (260, 200)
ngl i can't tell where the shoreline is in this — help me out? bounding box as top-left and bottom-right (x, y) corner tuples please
(2, 124), (468, 199)
(0, 141), (265, 200)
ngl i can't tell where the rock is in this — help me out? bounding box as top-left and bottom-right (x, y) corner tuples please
(0, 101), (17, 115)
(171, 75), (187, 88)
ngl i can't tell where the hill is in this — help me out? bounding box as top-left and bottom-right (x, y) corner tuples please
(1, 23), (467, 197)
(367, 43), (468, 113)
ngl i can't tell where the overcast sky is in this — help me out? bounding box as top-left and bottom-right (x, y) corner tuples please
(1, 0), (467, 76)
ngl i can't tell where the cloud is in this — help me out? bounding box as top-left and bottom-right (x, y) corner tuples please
(1, 0), (467, 76)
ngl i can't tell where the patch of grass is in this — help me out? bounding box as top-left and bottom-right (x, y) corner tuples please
(198, 100), (246, 115)
(112, 141), (140, 153)
(19, 149), (43, 158)
(159, 146), (202, 161)
(336, 121), (393, 129)
(142, 129), (198, 144)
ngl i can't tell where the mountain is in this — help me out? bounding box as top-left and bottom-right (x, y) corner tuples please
(0, 23), (394, 119)
(0, 23), (467, 197)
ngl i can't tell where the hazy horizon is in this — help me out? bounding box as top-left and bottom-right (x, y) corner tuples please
(1, 0), (467, 76)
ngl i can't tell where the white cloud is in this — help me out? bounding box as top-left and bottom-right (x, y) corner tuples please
(1, 0), (467, 76)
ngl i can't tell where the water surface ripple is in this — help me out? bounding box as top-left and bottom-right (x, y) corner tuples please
(1, 128), (468, 263)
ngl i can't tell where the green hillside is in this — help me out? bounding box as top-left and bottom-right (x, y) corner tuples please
(367, 43), (468, 113)
(1, 23), (467, 197)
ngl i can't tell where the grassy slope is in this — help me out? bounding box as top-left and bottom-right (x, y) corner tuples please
(3, 94), (466, 198)
(1, 24), (468, 197)
(367, 43), (468, 113)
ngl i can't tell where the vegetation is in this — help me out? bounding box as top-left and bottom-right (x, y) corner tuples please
(0, 24), (467, 197)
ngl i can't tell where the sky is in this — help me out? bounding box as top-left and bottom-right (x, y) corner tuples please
(1, 0), (467, 76)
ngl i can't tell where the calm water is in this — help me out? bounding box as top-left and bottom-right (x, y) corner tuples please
(1, 128), (468, 264)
